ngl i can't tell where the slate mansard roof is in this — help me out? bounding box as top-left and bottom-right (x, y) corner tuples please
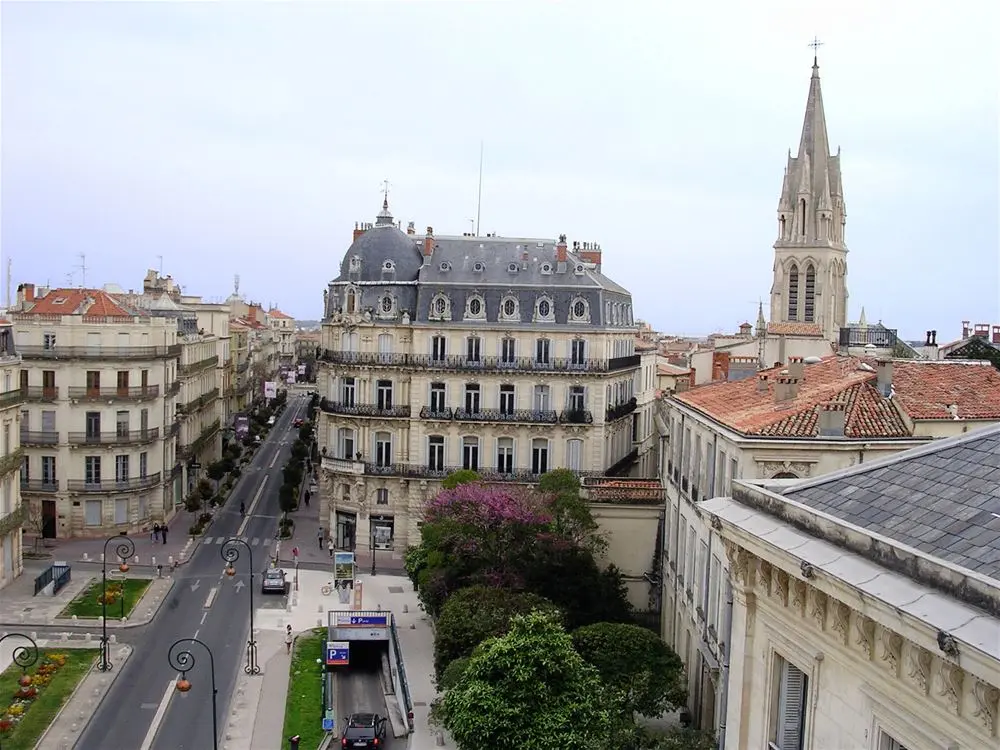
(327, 201), (634, 328)
(782, 424), (1000, 580)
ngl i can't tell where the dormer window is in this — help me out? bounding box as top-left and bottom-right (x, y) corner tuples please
(382, 260), (395, 272)
(473, 261), (486, 273)
(499, 295), (520, 322)
(345, 286), (360, 314)
(574, 264), (585, 275)
(349, 255), (361, 272)
(540, 263), (552, 275)
(439, 261), (452, 273)
(377, 293), (396, 319)
(534, 296), (554, 323)
(507, 262), (519, 274)
(430, 293), (451, 321)
(465, 294), (486, 321)
(52, 297), (68, 305)
(569, 297), (590, 323)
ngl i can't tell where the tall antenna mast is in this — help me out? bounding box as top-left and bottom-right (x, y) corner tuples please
(475, 141), (484, 237)
(234, 274), (240, 297)
(157, 255), (164, 276)
(78, 253), (88, 288)
(5, 258), (11, 309)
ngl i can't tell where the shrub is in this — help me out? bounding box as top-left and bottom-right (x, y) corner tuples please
(441, 470), (480, 490)
(438, 657), (470, 691)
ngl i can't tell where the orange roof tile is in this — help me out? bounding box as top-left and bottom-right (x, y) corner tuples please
(268, 308), (293, 320)
(890, 360), (1000, 419)
(22, 288), (132, 318)
(767, 322), (824, 337)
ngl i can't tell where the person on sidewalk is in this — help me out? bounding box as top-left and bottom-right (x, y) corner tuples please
(303, 490), (310, 508)
(327, 538), (334, 558)
(152, 523), (160, 542)
(285, 625), (293, 655)
(162, 525), (169, 544)
(317, 526), (323, 549)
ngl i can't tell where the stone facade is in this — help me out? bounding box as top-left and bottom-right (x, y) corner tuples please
(0, 319), (23, 590)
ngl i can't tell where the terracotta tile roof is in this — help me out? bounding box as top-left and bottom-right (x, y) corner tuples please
(657, 363), (691, 376)
(675, 356), (909, 438)
(268, 308), (293, 320)
(767, 322), (824, 337)
(584, 478), (662, 503)
(890, 360), (1000, 419)
(22, 288), (132, 318)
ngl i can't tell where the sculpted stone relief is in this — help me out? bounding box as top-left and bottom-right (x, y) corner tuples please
(757, 460), (813, 479)
(907, 645), (932, 696)
(880, 629), (903, 678)
(855, 615), (876, 660)
(972, 680), (1000, 736)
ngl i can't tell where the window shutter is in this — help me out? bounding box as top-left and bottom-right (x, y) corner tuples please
(778, 660), (806, 749)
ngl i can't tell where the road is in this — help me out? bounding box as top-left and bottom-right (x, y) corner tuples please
(335, 641), (402, 749)
(75, 395), (310, 750)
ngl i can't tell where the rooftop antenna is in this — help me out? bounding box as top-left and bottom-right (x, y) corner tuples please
(77, 253), (88, 288)
(234, 274), (240, 297)
(157, 255), (164, 276)
(468, 218), (475, 234)
(475, 141), (484, 237)
(5, 257), (11, 309)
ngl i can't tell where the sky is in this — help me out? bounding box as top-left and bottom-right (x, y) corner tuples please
(1, 1), (997, 339)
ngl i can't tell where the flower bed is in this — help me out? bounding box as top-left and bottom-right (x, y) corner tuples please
(58, 578), (152, 619)
(0, 649), (99, 748)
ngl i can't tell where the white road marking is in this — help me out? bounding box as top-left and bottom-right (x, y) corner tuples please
(215, 537), (224, 545)
(203, 536), (213, 544)
(203, 587), (219, 609)
(237, 476), (270, 536)
(269, 451), (279, 469)
(200, 611), (208, 625)
(139, 679), (176, 750)
(251, 537), (259, 546)
(193, 628), (200, 639)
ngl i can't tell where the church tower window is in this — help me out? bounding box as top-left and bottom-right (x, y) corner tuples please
(799, 199), (807, 237)
(787, 264), (799, 321)
(804, 264), (816, 323)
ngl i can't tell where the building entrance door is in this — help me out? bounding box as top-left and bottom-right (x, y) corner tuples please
(42, 500), (57, 538)
(336, 512), (356, 550)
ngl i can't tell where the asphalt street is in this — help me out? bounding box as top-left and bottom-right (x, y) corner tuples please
(335, 641), (401, 750)
(75, 394), (310, 750)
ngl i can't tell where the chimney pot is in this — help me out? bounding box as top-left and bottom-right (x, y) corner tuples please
(962, 320), (971, 338)
(876, 359), (894, 397)
(556, 234), (568, 263)
(787, 356), (805, 380)
(818, 401), (847, 437)
(992, 326), (1000, 345)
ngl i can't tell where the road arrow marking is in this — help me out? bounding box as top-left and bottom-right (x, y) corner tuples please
(234, 579), (245, 593)
(190, 579), (201, 593)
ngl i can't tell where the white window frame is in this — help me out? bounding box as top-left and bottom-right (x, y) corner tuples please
(768, 654), (809, 750)
(431, 335), (447, 361)
(115, 455), (130, 483)
(429, 382), (447, 413)
(499, 295), (520, 322)
(499, 384), (516, 415)
(500, 336), (516, 364)
(374, 432), (393, 467)
(569, 297), (590, 323)
(566, 438), (583, 471)
(496, 437), (514, 474)
(570, 338), (586, 365)
(376, 379), (393, 410)
(462, 436), (480, 471)
(530, 438), (549, 475)
(85, 499), (102, 527)
(534, 296), (555, 323)
(341, 376), (356, 406)
(430, 294), (451, 321)
(375, 488), (389, 505)
(464, 294), (486, 321)
(464, 383), (481, 414)
(337, 427), (356, 461)
(427, 435), (446, 471)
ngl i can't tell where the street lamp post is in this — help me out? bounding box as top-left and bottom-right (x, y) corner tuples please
(0, 632), (39, 750)
(98, 532), (134, 672)
(221, 537), (260, 675)
(168, 638), (219, 750)
(369, 527), (377, 576)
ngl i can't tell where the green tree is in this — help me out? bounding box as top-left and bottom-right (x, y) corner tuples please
(433, 585), (561, 679)
(298, 423), (314, 443)
(206, 461), (227, 489)
(538, 469), (605, 553)
(283, 463), (303, 488)
(438, 657), (470, 691)
(279, 483), (298, 513)
(636, 726), (717, 750)
(572, 622), (686, 720)
(196, 478), (214, 501)
(441, 469), (480, 489)
(438, 611), (612, 750)
(291, 440), (308, 461)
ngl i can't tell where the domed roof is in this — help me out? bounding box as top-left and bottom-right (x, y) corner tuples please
(337, 200), (424, 283)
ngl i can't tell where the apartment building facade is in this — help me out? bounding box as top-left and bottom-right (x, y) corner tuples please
(657, 355), (1000, 732)
(316, 201), (644, 558)
(14, 285), (179, 538)
(268, 308), (296, 367)
(0, 319), (23, 589)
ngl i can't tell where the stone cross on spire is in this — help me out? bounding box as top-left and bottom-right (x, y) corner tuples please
(808, 36), (824, 65)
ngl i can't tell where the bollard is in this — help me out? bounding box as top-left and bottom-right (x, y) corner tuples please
(152, 556), (156, 567)
(97, 616), (103, 625)
(289, 735), (301, 750)
(403, 604), (408, 614)
(121, 617), (127, 624)
(71, 614), (78, 622)
(30, 631), (37, 641)
(85, 633), (92, 642)
(82, 553), (90, 562)
(410, 623), (415, 630)
(435, 730), (445, 746)
(157, 564), (163, 578)
(109, 635), (117, 644)
(134, 555), (139, 564)
(168, 555), (174, 566)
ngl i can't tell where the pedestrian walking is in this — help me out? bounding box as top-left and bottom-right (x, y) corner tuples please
(327, 538), (334, 558)
(285, 625), (293, 655)
(161, 525), (168, 544)
(304, 489), (310, 508)
(152, 523), (160, 542)
(317, 526), (323, 549)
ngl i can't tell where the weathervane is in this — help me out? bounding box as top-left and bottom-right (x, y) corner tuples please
(381, 178), (391, 205)
(808, 36), (824, 64)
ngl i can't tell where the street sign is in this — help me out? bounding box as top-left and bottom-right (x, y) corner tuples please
(334, 613), (388, 628)
(325, 640), (349, 666)
(189, 463), (202, 470)
(321, 717), (334, 732)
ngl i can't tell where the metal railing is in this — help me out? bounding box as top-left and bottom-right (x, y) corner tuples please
(181, 419), (221, 458)
(66, 472), (162, 493)
(34, 562), (72, 596)
(559, 409), (594, 424)
(318, 349), (641, 373)
(67, 428), (160, 446)
(169, 422), (181, 437)
(317, 400), (411, 419)
(323, 456), (606, 483)
(18, 344), (182, 360)
(179, 388), (220, 414)
(0, 387), (23, 409)
(389, 615), (414, 730)
(453, 408), (558, 424)
(67, 385), (161, 401)
(21, 479), (60, 493)
(0, 447), (23, 476)
(21, 430), (59, 446)
(179, 355), (219, 376)
(606, 397), (638, 422)
(20, 386), (59, 401)
(838, 326), (899, 348)
(418, 407), (453, 420)
(166, 380), (181, 396)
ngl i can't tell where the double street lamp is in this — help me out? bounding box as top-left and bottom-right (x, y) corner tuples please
(221, 537), (260, 675)
(168, 638), (219, 750)
(98, 532), (134, 672)
(0, 632), (39, 750)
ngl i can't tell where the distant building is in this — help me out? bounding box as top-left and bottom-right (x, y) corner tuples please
(0, 316), (23, 589)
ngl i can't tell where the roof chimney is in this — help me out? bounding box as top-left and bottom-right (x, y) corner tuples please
(876, 359), (893, 397)
(773, 375), (799, 402)
(556, 234), (568, 263)
(818, 401), (847, 437)
(993, 326), (1000, 345)
(962, 320), (971, 338)
(353, 222), (365, 243)
(756, 374), (769, 394)
(946, 403), (960, 420)
(23, 283), (35, 303)
(423, 227), (434, 258)
(406, 221), (416, 235)
(787, 356), (805, 380)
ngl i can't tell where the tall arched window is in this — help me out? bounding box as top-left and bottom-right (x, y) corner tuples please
(803, 264), (816, 323)
(787, 264), (799, 321)
(346, 287), (358, 313)
(799, 198), (807, 237)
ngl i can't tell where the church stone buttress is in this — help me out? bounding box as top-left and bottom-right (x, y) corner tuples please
(770, 55), (849, 341)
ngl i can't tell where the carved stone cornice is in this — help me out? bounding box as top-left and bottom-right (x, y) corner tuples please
(773, 568), (789, 606)
(756, 459), (813, 478)
(972, 680), (1000, 737)
(757, 559), (773, 597)
(724, 541), (753, 588)
(937, 661), (965, 715)
(832, 602), (851, 645)
(808, 588), (827, 631)
(907, 645), (932, 696)
(855, 615), (875, 660)
(790, 579), (807, 616)
(879, 628), (903, 678)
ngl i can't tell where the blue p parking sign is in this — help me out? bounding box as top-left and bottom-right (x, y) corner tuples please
(322, 717), (335, 732)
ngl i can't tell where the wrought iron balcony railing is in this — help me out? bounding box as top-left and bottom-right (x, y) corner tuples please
(317, 399), (410, 419)
(67, 385), (161, 402)
(0, 387), (23, 409)
(838, 326), (899, 348)
(559, 409), (594, 424)
(21, 479), (59, 493)
(67, 429), (160, 446)
(179, 355), (219, 376)
(453, 408), (558, 424)
(606, 397), (638, 422)
(419, 407), (454, 420)
(318, 350), (641, 374)
(180, 419), (221, 458)
(66, 472), (163, 493)
(20, 430), (59, 447)
(179, 388), (220, 414)
(166, 380), (182, 396)
(21, 386), (59, 402)
(321, 456), (606, 483)
(18, 344), (182, 360)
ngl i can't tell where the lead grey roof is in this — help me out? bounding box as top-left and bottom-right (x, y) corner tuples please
(337, 224), (424, 283)
(781, 424), (1000, 579)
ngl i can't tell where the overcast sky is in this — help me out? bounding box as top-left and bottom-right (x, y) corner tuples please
(2, 1), (997, 338)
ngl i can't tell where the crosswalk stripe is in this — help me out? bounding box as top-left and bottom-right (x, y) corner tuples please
(215, 537), (224, 545)
(203, 537), (213, 544)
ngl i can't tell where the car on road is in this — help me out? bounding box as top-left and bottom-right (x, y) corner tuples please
(340, 713), (386, 748)
(262, 568), (287, 595)
(267, 416), (276, 426)
(293, 418), (304, 428)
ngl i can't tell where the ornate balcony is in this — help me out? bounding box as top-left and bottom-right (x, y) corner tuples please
(20, 430), (59, 447)
(0, 447), (24, 477)
(318, 350), (641, 374)
(21, 479), (59, 494)
(20, 386), (59, 402)
(606, 397), (638, 422)
(180, 419), (221, 458)
(169, 422), (181, 437)
(66, 472), (162, 493)
(179, 388), (220, 414)
(0, 387), (23, 410)
(179, 355), (219, 376)
(559, 409), (594, 424)
(317, 399), (411, 419)
(418, 406), (454, 420)
(323, 459), (605, 483)
(67, 429), (160, 447)
(67, 385), (160, 402)
(838, 326), (899, 349)
(319, 456), (365, 475)
(0, 504), (25, 537)
(18, 344), (182, 360)
(166, 380), (182, 396)
(453, 408), (558, 424)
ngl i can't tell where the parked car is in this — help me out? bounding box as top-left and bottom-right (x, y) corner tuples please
(267, 416), (276, 426)
(262, 568), (287, 595)
(340, 713), (386, 748)
(293, 418), (304, 428)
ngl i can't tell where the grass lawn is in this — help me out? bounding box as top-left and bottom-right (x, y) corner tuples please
(0, 648), (99, 750)
(58, 578), (152, 619)
(281, 628), (328, 750)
